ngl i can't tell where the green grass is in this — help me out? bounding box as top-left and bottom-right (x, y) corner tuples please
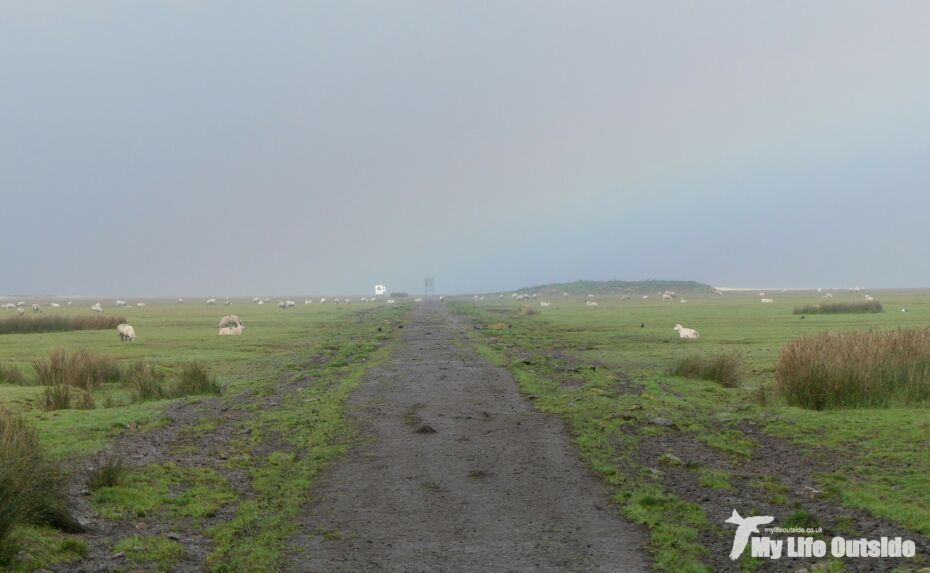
(451, 289), (930, 570)
(113, 535), (184, 572)
(0, 299), (406, 571)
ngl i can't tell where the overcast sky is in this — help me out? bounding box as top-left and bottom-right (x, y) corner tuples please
(2, 2), (929, 296)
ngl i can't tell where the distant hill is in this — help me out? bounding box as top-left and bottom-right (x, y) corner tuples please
(512, 280), (714, 296)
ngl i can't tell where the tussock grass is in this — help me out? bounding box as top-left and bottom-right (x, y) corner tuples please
(519, 306), (538, 316)
(175, 363), (221, 397)
(793, 301), (883, 315)
(671, 352), (742, 388)
(0, 361), (26, 385)
(89, 455), (125, 491)
(33, 349), (120, 390)
(776, 328), (930, 409)
(125, 362), (169, 402)
(0, 408), (77, 565)
(0, 315), (125, 335)
(42, 384), (95, 411)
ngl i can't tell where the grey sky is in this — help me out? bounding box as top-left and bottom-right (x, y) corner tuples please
(2, 2), (929, 296)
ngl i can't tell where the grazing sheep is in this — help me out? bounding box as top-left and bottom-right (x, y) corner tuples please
(320, 298), (327, 304)
(32, 304), (41, 313)
(823, 293), (833, 298)
(217, 315), (242, 328)
(305, 299), (313, 304)
(278, 301), (287, 309)
(177, 298), (184, 303)
(621, 295), (631, 300)
(206, 298), (217, 305)
(116, 323), (136, 342)
(224, 297), (232, 306)
(67, 301), (72, 305)
(50, 302), (60, 308)
(760, 298), (774, 304)
(16, 301), (24, 307)
(91, 303), (103, 313)
(115, 300), (126, 306)
(218, 324), (245, 336)
(539, 301), (551, 307)
(439, 296), (445, 302)
(714, 290), (724, 296)
(679, 298), (688, 303)
(414, 298), (423, 302)
(257, 300), (264, 305)
(585, 300), (598, 307)
(387, 299), (396, 304)
(16, 307), (25, 316)
(286, 300), (296, 308)
(252, 297), (260, 303)
(865, 294), (874, 301)
(642, 295), (649, 299)
(674, 324), (699, 340)
(136, 302), (145, 307)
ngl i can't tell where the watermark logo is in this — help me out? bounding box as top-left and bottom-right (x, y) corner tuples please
(724, 509), (917, 561)
(725, 509), (773, 560)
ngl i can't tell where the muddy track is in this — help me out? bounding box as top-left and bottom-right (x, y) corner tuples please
(284, 302), (650, 572)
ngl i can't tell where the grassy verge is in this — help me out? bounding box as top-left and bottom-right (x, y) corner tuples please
(450, 296), (930, 571)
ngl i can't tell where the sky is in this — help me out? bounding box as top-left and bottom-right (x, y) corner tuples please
(2, 1), (929, 296)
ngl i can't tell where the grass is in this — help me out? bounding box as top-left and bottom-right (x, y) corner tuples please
(671, 352), (742, 387)
(174, 362), (221, 397)
(776, 328), (930, 409)
(0, 408), (76, 566)
(33, 348), (121, 390)
(0, 362), (26, 386)
(451, 289), (930, 570)
(794, 301), (883, 314)
(113, 535), (184, 572)
(88, 454), (125, 490)
(0, 315), (125, 335)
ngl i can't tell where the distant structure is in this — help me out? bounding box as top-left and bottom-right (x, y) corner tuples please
(424, 277), (435, 298)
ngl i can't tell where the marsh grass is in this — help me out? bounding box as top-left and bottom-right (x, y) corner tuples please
(124, 361), (169, 402)
(793, 301), (883, 315)
(88, 455), (125, 491)
(174, 363), (221, 397)
(0, 315), (125, 335)
(0, 408), (77, 565)
(33, 349), (121, 390)
(671, 352), (742, 388)
(776, 328), (930, 409)
(0, 361), (26, 385)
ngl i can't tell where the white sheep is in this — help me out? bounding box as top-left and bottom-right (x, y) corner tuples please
(320, 298), (327, 304)
(539, 301), (551, 307)
(136, 302), (146, 307)
(115, 300), (126, 306)
(278, 301), (287, 309)
(642, 295), (649, 299)
(257, 300), (264, 305)
(439, 296), (445, 301)
(32, 304), (41, 313)
(177, 298), (184, 303)
(17, 307), (25, 316)
(286, 300), (296, 308)
(680, 298), (688, 303)
(50, 302), (60, 308)
(304, 299), (313, 304)
(252, 297), (260, 303)
(116, 323), (136, 342)
(218, 324), (245, 336)
(414, 298), (423, 302)
(91, 303), (103, 313)
(16, 301), (25, 307)
(387, 299), (396, 304)
(760, 298), (774, 304)
(865, 294), (874, 301)
(674, 324), (699, 340)
(585, 300), (598, 306)
(206, 298), (217, 305)
(217, 315), (242, 328)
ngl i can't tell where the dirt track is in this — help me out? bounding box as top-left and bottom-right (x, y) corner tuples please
(285, 302), (649, 572)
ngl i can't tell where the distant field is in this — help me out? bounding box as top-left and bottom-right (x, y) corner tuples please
(0, 298), (407, 571)
(451, 289), (930, 572)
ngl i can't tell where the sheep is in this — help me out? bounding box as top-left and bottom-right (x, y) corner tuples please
(224, 297), (232, 306)
(674, 324), (699, 340)
(1, 303), (14, 310)
(91, 303), (103, 313)
(320, 298), (327, 304)
(257, 300), (264, 305)
(499, 294), (504, 299)
(901, 308), (909, 313)
(206, 298), (217, 305)
(219, 324), (245, 336)
(823, 292), (833, 298)
(32, 304), (41, 313)
(136, 302), (146, 307)
(177, 298), (184, 303)
(50, 302), (60, 308)
(285, 300), (296, 308)
(760, 298), (774, 304)
(252, 297), (260, 303)
(16, 307), (25, 316)
(333, 298), (341, 303)
(585, 300), (598, 306)
(217, 315), (242, 328)
(439, 296), (445, 301)
(679, 298), (688, 303)
(304, 299), (313, 304)
(865, 294), (874, 301)
(387, 299), (396, 304)
(278, 301), (287, 309)
(116, 323), (136, 342)
(115, 300), (126, 306)
(16, 301), (25, 307)
(642, 295), (649, 299)
(414, 298), (423, 302)
(539, 301), (551, 307)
